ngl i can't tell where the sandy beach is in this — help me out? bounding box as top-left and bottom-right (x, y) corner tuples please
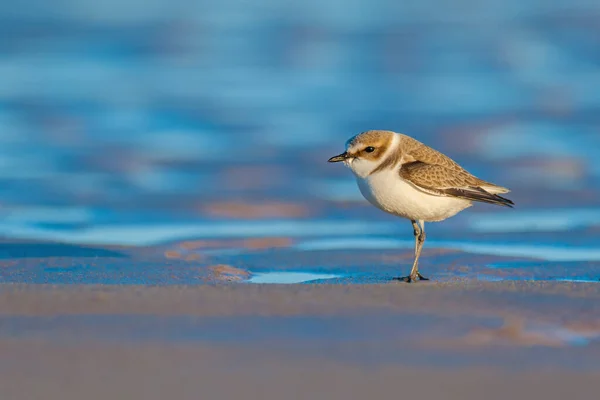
(1, 281), (599, 400)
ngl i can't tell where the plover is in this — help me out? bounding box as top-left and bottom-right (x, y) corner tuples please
(328, 130), (514, 282)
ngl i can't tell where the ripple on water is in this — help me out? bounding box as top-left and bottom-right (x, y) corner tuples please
(0, 206), (93, 224)
(295, 237), (600, 262)
(552, 278), (599, 283)
(467, 208), (600, 233)
(0, 220), (398, 246)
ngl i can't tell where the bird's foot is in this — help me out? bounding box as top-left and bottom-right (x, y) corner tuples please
(393, 272), (429, 283)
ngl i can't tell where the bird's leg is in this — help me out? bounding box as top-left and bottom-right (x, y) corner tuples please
(396, 220), (429, 282)
(411, 220), (420, 256)
(410, 221), (428, 281)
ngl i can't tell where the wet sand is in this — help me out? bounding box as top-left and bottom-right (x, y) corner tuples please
(1, 282), (599, 400)
(2, 339), (599, 400)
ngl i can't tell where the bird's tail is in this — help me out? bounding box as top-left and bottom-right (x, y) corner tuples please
(479, 182), (510, 195)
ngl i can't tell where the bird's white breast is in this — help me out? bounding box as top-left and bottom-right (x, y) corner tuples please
(356, 168), (472, 222)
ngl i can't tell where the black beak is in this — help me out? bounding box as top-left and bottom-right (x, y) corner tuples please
(328, 152), (348, 163)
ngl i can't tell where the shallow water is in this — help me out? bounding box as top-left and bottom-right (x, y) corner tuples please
(0, 0), (599, 284)
(247, 272), (343, 284)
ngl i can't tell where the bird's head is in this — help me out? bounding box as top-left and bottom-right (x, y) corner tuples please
(328, 130), (395, 177)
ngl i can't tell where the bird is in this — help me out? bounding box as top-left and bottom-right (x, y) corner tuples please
(328, 130), (514, 283)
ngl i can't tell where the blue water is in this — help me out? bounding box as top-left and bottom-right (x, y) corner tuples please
(0, 0), (599, 283)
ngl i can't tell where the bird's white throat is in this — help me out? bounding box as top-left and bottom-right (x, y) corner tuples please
(346, 158), (377, 178)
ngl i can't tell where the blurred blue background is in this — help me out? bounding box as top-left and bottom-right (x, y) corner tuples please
(0, 0), (599, 252)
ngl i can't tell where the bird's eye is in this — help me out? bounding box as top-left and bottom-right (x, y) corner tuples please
(365, 146), (375, 153)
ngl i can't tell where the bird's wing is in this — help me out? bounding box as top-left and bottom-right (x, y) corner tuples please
(399, 160), (514, 208)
